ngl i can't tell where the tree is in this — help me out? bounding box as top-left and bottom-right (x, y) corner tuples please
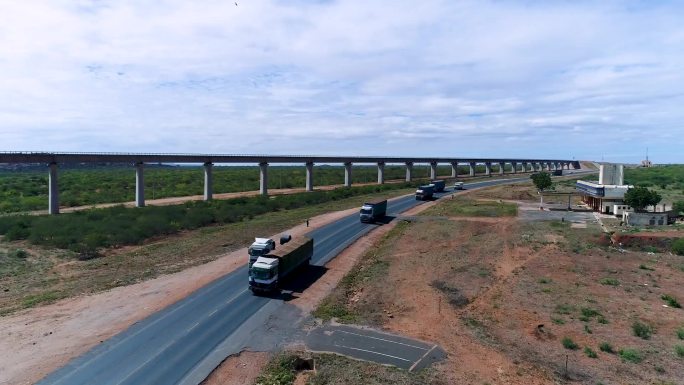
(673, 200), (684, 216)
(624, 187), (662, 212)
(530, 172), (553, 209)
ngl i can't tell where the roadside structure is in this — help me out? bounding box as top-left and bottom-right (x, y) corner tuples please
(575, 164), (632, 215)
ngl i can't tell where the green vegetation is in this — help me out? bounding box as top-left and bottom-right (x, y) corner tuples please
(632, 321), (654, 339)
(674, 200), (684, 215)
(254, 353), (298, 385)
(677, 327), (684, 340)
(624, 165), (684, 207)
(624, 186), (662, 212)
(584, 346), (598, 358)
(600, 277), (620, 286)
(661, 294), (681, 308)
(599, 342), (614, 354)
(672, 238), (684, 256)
(562, 337), (579, 350)
(0, 183), (414, 252)
(530, 172), (553, 191)
(420, 197), (517, 217)
(0, 164), (462, 213)
(639, 264), (655, 271)
(618, 348), (643, 363)
(675, 345), (684, 358)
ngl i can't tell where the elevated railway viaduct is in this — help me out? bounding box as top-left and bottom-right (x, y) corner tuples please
(0, 152), (580, 214)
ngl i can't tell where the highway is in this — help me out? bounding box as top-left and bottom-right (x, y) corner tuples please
(37, 172), (593, 385)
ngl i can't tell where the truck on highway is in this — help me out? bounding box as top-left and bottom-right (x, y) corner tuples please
(248, 236), (314, 294)
(430, 180), (446, 192)
(453, 181), (464, 190)
(415, 184), (435, 201)
(359, 199), (387, 223)
(553, 170), (563, 176)
(248, 237), (276, 267)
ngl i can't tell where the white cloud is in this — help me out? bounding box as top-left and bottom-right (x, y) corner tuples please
(0, 0), (683, 163)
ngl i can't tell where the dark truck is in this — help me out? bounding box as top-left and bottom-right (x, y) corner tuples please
(248, 236), (314, 294)
(359, 199), (388, 223)
(430, 180), (446, 192)
(415, 184), (435, 200)
(552, 170), (563, 176)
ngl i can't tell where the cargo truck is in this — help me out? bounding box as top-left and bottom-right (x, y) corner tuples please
(430, 180), (446, 192)
(249, 236), (314, 294)
(359, 199), (387, 223)
(415, 184), (435, 200)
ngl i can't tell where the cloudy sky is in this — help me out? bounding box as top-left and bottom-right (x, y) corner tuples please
(1, 1), (682, 163)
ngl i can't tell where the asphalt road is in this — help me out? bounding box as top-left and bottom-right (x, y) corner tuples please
(37, 170), (594, 385)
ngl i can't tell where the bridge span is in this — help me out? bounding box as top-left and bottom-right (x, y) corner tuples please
(0, 152), (580, 214)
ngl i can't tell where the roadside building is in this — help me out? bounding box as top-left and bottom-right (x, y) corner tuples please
(576, 164), (632, 215)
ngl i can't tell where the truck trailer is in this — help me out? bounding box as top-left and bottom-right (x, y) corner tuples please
(359, 199), (388, 223)
(430, 180), (446, 192)
(415, 184), (435, 200)
(249, 236), (314, 294)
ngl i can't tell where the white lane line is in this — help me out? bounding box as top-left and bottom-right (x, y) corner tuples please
(186, 322), (200, 332)
(333, 343), (412, 362)
(333, 330), (428, 350)
(409, 344), (438, 372)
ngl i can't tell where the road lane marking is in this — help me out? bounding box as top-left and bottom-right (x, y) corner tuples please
(333, 330), (428, 350)
(332, 343), (412, 362)
(409, 344), (438, 372)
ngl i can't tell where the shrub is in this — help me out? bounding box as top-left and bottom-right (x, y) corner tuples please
(584, 346), (598, 358)
(600, 278), (620, 286)
(562, 337), (579, 350)
(677, 327), (684, 340)
(597, 315), (609, 324)
(673, 238), (684, 256)
(662, 294), (682, 308)
(599, 342), (614, 353)
(8, 249), (28, 259)
(676, 345), (684, 358)
(618, 348), (643, 363)
(581, 307), (601, 318)
(632, 321), (654, 339)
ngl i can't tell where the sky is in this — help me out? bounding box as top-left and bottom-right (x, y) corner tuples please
(0, 1), (683, 163)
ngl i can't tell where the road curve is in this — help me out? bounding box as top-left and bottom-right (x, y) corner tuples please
(37, 171), (594, 385)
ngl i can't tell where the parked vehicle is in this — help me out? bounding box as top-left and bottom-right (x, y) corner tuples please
(248, 237), (276, 267)
(553, 170), (563, 176)
(249, 236), (314, 294)
(453, 181), (464, 190)
(359, 199), (388, 223)
(415, 184), (435, 200)
(430, 180), (446, 192)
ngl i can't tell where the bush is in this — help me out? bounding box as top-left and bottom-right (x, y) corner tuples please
(562, 337), (579, 350)
(632, 321), (654, 339)
(599, 342), (614, 353)
(677, 327), (684, 340)
(600, 278), (620, 286)
(662, 294), (682, 308)
(584, 346), (598, 358)
(673, 238), (684, 256)
(619, 348), (643, 363)
(8, 249), (28, 259)
(676, 345), (684, 358)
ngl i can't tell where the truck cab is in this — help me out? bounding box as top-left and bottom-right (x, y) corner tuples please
(248, 237), (276, 266)
(415, 184), (435, 201)
(453, 181), (464, 190)
(248, 257), (279, 292)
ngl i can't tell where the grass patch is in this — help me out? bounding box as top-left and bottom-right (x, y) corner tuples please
(431, 281), (469, 308)
(254, 353), (299, 385)
(661, 294), (681, 308)
(555, 304), (575, 315)
(600, 277), (620, 286)
(677, 327), (684, 340)
(584, 346), (598, 358)
(639, 264), (655, 271)
(675, 345), (684, 358)
(632, 321), (654, 339)
(421, 197), (517, 217)
(599, 342), (614, 354)
(562, 337), (579, 350)
(21, 291), (65, 308)
(538, 277), (552, 284)
(551, 317), (566, 325)
(619, 348), (643, 363)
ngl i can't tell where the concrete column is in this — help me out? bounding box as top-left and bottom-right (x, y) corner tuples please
(259, 162), (268, 196)
(344, 162), (352, 187)
(305, 162), (314, 192)
(48, 162), (59, 215)
(512, 162), (517, 174)
(377, 162), (385, 184)
(203, 162), (213, 201)
(451, 162), (458, 178)
(499, 162), (505, 175)
(405, 162), (413, 182)
(429, 162), (437, 180)
(469, 162), (475, 176)
(135, 162), (145, 207)
(485, 162), (492, 176)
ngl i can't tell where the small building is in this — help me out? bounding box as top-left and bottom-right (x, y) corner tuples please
(623, 212), (668, 226)
(576, 164), (632, 215)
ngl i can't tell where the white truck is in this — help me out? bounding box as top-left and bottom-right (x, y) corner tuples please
(453, 181), (464, 190)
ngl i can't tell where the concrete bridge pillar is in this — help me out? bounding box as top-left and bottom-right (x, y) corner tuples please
(499, 162), (505, 175)
(485, 162), (492, 176)
(259, 162), (268, 196)
(512, 162), (517, 174)
(469, 162), (475, 176)
(344, 162), (352, 187)
(451, 162), (458, 178)
(305, 162), (314, 192)
(48, 162), (59, 215)
(135, 162), (145, 207)
(377, 162), (385, 184)
(405, 162), (413, 182)
(204, 162), (213, 201)
(430, 162), (437, 180)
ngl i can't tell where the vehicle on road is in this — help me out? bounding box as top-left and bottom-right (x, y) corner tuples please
(453, 181), (464, 190)
(553, 170), (563, 176)
(359, 199), (388, 223)
(415, 184), (435, 201)
(249, 236), (314, 294)
(430, 180), (446, 192)
(248, 237), (276, 267)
